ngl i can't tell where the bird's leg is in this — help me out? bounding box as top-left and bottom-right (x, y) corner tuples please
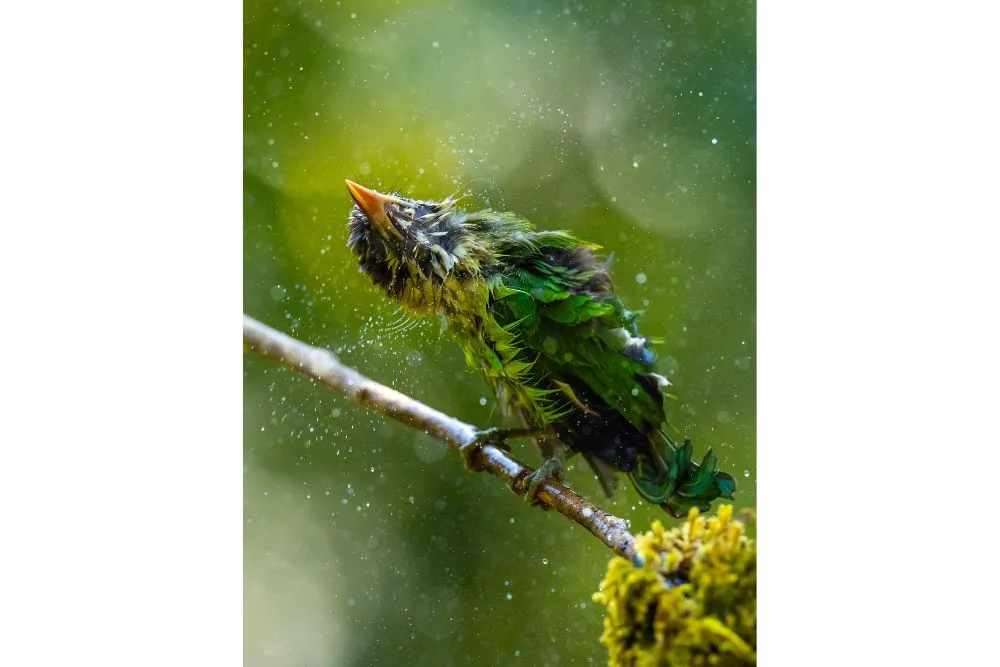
(459, 427), (543, 471)
(523, 442), (575, 504)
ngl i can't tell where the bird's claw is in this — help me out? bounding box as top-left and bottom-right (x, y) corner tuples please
(523, 453), (567, 506)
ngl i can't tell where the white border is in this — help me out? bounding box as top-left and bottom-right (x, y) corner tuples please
(759, 0), (1000, 663)
(2, 1), (240, 664)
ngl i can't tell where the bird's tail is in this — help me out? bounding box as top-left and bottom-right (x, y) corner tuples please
(628, 434), (737, 517)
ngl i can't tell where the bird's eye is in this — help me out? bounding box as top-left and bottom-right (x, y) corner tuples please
(412, 203), (440, 221)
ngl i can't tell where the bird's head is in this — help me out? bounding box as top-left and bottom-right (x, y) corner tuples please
(346, 180), (499, 306)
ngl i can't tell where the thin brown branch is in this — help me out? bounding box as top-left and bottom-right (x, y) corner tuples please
(243, 314), (639, 563)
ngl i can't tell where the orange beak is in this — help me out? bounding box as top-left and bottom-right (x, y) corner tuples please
(345, 180), (404, 237)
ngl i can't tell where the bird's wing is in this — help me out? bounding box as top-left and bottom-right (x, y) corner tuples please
(488, 248), (670, 494)
(494, 251), (667, 428)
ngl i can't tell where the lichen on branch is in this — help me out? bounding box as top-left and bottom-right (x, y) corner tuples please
(593, 505), (757, 666)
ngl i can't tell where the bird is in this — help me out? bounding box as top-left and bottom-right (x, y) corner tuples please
(344, 179), (735, 516)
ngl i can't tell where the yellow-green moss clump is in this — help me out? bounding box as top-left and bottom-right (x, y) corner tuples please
(593, 505), (756, 667)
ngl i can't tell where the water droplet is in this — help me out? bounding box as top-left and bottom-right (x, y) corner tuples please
(635, 272), (647, 285)
(711, 137), (718, 144)
(479, 396), (487, 406)
(432, 41), (440, 48)
(744, 470), (751, 478)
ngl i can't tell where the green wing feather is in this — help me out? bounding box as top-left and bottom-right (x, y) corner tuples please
(491, 252), (660, 430)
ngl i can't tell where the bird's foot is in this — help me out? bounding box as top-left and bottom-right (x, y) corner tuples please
(523, 450), (570, 505)
(459, 427), (540, 472)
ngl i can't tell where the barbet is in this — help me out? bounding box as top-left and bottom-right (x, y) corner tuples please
(345, 180), (735, 516)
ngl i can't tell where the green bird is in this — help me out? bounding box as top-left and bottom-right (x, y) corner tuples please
(345, 180), (736, 516)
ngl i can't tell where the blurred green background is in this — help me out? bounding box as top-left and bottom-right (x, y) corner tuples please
(244, 0), (754, 664)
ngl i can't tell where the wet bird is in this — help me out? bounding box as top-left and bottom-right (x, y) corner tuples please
(345, 180), (735, 516)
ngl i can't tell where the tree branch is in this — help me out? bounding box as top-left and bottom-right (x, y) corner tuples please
(243, 314), (639, 563)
